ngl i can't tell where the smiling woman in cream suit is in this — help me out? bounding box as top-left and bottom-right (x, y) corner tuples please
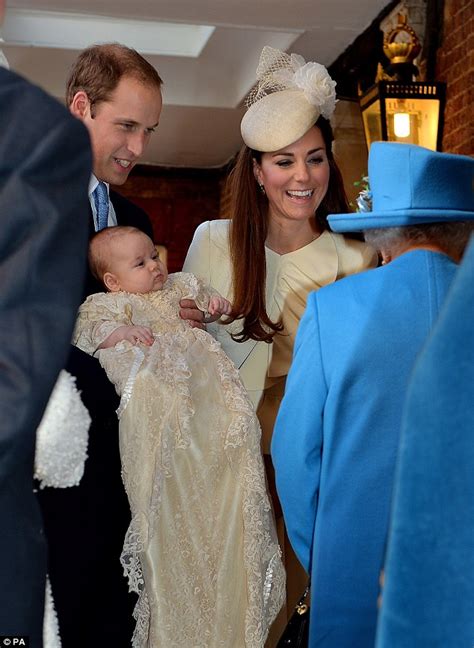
(183, 45), (377, 644)
(272, 142), (474, 648)
(184, 219), (374, 448)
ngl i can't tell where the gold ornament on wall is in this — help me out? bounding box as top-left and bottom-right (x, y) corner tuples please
(383, 14), (421, 67)
(359, 13), (445, 152)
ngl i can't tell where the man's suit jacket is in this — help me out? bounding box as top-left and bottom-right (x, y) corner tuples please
(0, 67), (91, 645)
(38, 190), (153, 647)
(272, 250), (457, 648)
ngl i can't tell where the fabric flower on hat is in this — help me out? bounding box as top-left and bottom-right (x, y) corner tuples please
(293, 62), (337, 119)
(261, 47), (337, 120)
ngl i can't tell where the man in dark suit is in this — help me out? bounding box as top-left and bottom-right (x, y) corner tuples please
(37, 44), (163, 647)
(0, 6), (92, 643)
(67, 42), (161, 293)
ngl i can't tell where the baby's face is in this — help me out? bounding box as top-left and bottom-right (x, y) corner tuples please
(108, 232), (168, 293)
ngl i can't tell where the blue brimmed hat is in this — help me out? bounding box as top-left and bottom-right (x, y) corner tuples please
(328, 142), (474, 232)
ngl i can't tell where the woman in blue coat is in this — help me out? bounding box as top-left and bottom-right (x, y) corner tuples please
(271, 142), (474, 648)
(376, 235), (474, 648)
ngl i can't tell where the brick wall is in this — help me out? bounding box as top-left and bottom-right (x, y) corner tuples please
(113, 166), (225, 273)
(436, 0), (474, 154)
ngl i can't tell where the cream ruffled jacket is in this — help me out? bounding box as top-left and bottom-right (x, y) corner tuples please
(183, 220), (377, 450)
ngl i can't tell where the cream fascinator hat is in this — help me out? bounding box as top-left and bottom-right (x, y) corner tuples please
(240, 46), (337, 152)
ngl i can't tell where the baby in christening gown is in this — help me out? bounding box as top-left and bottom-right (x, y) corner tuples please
(73, 226), (285, 648)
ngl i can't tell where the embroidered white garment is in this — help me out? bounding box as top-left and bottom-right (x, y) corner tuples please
(34, 369), (91, 647)
(43, 576), (61, 648)
(34, 370), (90, 488)
(73, 273), (286, 648)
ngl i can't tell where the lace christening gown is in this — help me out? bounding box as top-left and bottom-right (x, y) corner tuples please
(73, 272), (285, 648)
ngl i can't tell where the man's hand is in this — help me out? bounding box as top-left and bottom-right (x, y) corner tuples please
(179, 299), (205, 330)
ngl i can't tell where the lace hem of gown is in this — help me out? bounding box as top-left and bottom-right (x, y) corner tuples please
(119, 328), (285, 647)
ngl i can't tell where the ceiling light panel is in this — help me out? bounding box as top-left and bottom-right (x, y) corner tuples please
(2, 9), (215, 57)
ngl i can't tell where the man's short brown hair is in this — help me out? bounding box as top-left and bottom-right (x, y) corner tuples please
(66, 43), (163, 108)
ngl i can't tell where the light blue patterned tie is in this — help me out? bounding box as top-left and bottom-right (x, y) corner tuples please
(93, 181), (109, 231)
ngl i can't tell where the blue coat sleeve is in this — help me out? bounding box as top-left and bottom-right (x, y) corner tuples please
(271, 291), (326, 572)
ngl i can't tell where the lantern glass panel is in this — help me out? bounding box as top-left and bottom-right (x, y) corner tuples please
(361, 97), (382, 149)
(385, 98), (440, 150)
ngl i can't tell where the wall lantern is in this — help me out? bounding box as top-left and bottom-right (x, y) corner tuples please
(359, 14), (446, 151)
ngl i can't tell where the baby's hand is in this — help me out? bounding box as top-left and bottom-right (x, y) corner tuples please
(207, 295), (232, 317)
(99, 325), (154, 349)
(123, 325), (155, 346)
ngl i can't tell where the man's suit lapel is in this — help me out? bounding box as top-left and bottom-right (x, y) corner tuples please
(88, 204), (96, 238)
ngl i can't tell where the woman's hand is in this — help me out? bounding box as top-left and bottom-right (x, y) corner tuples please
(98, 325), (154, 349)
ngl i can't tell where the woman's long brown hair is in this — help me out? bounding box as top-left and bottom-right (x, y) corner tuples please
(227, 116), (351, 343)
